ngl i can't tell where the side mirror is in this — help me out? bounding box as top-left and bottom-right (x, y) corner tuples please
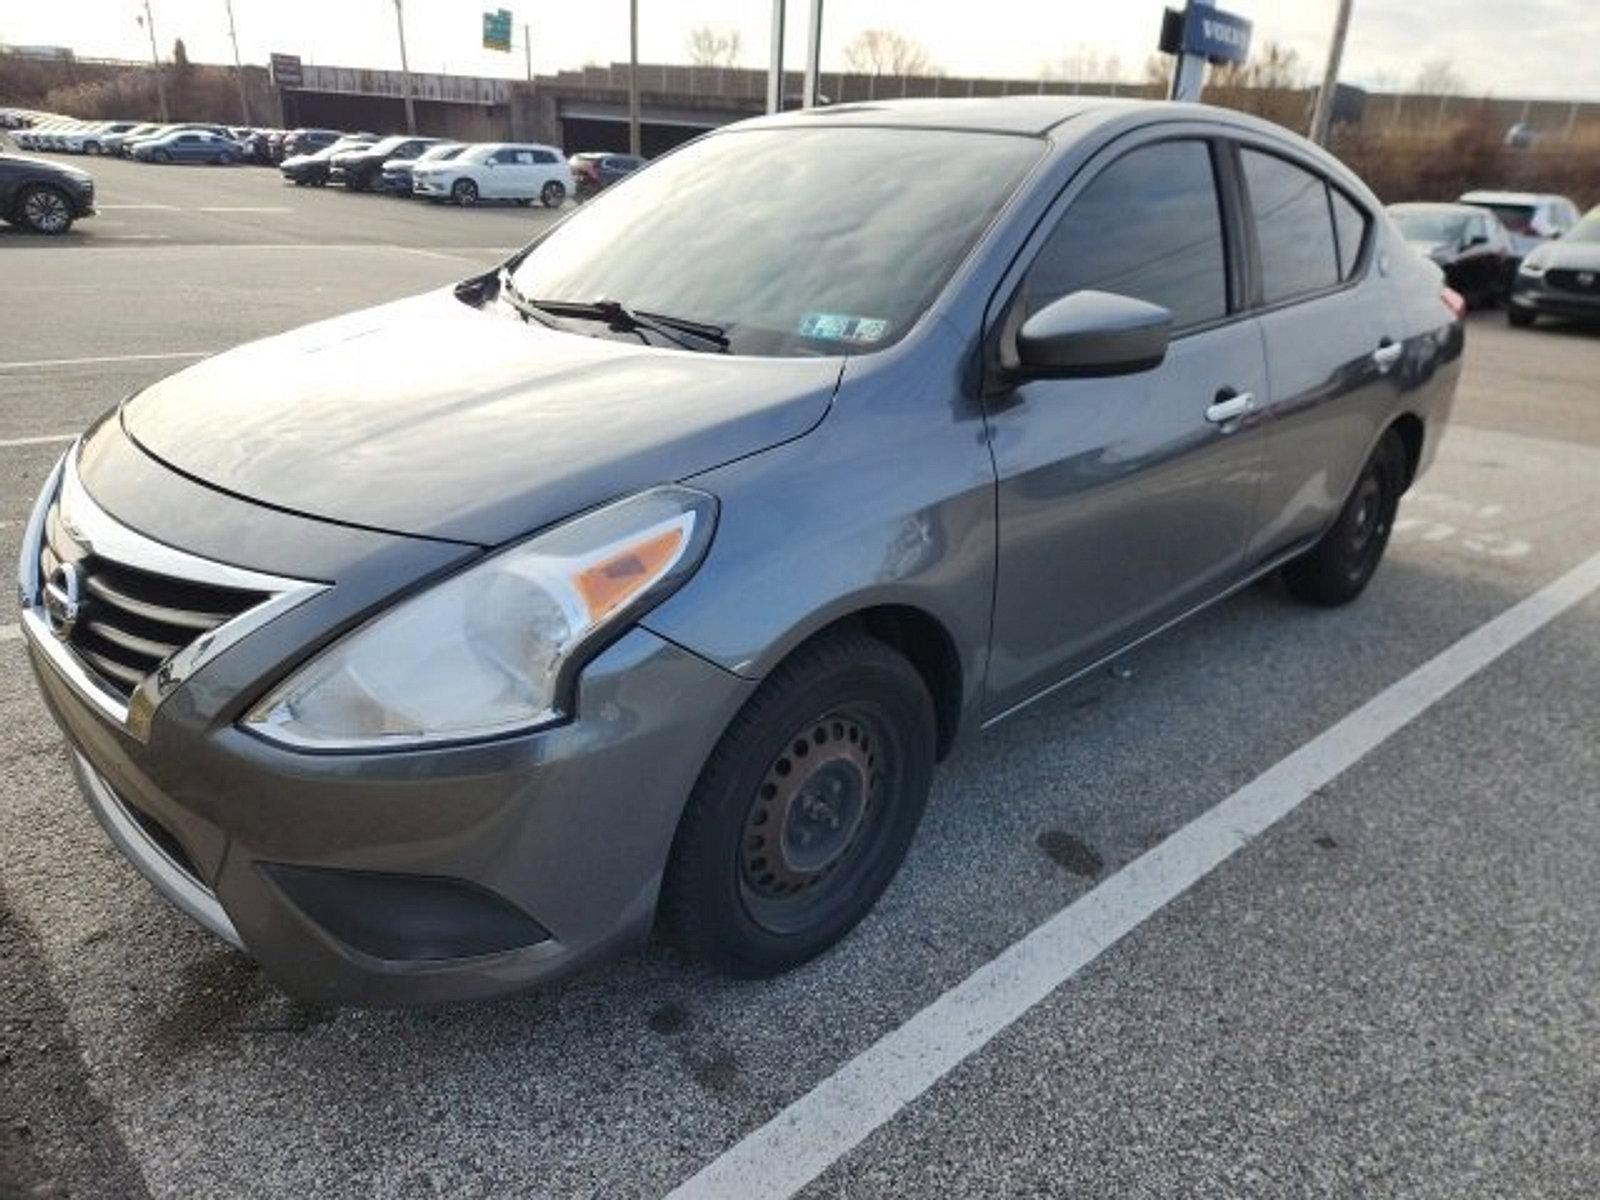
(1014, 291), (1173, 379)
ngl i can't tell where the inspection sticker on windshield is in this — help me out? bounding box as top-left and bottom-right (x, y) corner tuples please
(799, 313), (890, 344)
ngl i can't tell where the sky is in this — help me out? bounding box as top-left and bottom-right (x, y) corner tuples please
(2, 0), (1598, 101)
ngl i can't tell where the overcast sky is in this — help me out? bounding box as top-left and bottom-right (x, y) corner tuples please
(4, 1), (1598, 100)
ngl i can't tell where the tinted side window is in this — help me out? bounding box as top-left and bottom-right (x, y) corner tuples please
(1329, 187), (1369, 279)
(1026, 140), (1229, 330)
(1242, 149), (1340, 303)
(531, 150), (557, 164)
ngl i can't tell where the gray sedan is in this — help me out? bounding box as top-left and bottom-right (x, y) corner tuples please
(19, 97), (1462, 1005)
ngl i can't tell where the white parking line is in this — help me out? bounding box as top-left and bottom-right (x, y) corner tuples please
(0, 351), (209, 371)
(195, 206), (294, 214)
(667, 546), (1600, 1200)
(0, 434), (74, 449)
(96, 204), (178, 211)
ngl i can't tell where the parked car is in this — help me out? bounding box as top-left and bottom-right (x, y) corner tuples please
(329, 135), (446, 190)
(380, 142), (466, 194)
(281, 127), (344, 158)
(99, 122), (166, 157)
(18, 98), (1461, 1005)
(124, 123), (238, 158)
(568, 151), (646, 200)
(413, 141), (572, 207)
(0, 110), (33, 130)
(1458, 190), (1582, 258)
(236, 128), (280, 165)
(279, 135), (376, 186)
(0, 150), (94, 233)
(1508, 205), (1600, 327)
(57, 121), (140, 155)
(1387, 202), (1516, 307)
(131, 129), (242, 165)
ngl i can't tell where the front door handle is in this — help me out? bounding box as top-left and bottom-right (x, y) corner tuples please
(1373, 340), (1404, 372)
(1205, 390), (1253, 425)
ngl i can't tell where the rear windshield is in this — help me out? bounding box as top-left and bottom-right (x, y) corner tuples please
(509, 126), (1042, 356)
(1466, 202), (1535, 233)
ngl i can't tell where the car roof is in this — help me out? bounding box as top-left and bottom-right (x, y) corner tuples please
(1388, 202), (1482, 216)
(746, 95), (1133, 136)
(1459, 190), (1566, 206)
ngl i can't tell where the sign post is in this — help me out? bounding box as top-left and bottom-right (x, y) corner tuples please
(1159, 1), (1253, 103)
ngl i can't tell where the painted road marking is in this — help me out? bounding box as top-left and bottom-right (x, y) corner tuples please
(95, 204), (178, 211)
(666, 546), (1600, 1200)
(0, 434), (75, 449)
(195, 206), (294, 214)
(0, 351), (209, 371)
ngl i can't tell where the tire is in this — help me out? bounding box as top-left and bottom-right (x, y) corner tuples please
(1282, 429), (1407, 607)
(659, 631), (936, 977)
(452, 178), (479, 206)
(540, 180), (566, 209)
(1508, 307), (1536, 328)
(153, 149), (171, 163)
(15, 185), (74, 235)
(82, 141), (99, 155)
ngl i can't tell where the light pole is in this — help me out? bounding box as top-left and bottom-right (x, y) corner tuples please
(627, 0), (641, 155)
(393, 0), (417, 133)
(1308, 0), (1354, 145)
(801, 0), (823, 108)
(223, 0), (252, 125)
(137, 1), (170, 122)
(524, 22), (533, 83)
(766, 0), (785, 114)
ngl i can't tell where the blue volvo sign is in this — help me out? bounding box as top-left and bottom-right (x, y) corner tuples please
(1182, 6), (1252, 65)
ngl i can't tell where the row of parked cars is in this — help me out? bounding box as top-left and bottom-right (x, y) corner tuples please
(278, 130), (645, 207)
(1388, 190), (1599, 328)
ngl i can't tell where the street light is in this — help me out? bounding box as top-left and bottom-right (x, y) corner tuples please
(223, 0), (252, 126)
(135, 1), (170, 122)
(392, 0), (417, 134)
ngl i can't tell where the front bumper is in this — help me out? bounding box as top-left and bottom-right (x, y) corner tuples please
(412, 176), (450, 196)
(1510, 275), (1600, 320)
(23, 437), (754, 1005)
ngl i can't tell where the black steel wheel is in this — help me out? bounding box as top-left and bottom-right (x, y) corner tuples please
(1283, 428), (1407, 606)
(660, 631), (936, 976)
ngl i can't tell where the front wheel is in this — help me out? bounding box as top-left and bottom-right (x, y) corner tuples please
(16, 185), (74, 234)
(1507, 307), (1536, 328)
(540, 180), (566, 208)
(659, 632), (936, 977)
(452, 179), (479, 206)
(1282, 429), (1407, 606)
(153, 149), (171, 163)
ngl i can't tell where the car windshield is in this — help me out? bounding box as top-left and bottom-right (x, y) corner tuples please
(1467, 202), (1536, 233)
(1392, 210), (1469, 243)
(508, 126), (1041, 356)
(1563, 213), (1600, 243)
(419, 144), (465, 162)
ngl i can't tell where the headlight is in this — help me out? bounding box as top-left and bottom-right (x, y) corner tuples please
(1518, 259), (1547, 277)
(243, 485), (716, 751)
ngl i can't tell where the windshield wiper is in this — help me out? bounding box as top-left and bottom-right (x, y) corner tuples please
(496, 274), (729, 352)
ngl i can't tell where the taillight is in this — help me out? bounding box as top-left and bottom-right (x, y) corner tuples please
(1441, 287), (1467, 321)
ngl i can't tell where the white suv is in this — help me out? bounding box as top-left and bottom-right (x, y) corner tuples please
(412, 142), (573, 208)
(1458, 190), (1582, 258)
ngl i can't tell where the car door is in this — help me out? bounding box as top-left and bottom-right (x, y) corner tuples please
(983, 134), (1268, 716)
(174, 134), (203, 162)
(1456, 212), (1498, 299)
(1236, 143), (1397, 561)
(481, 148), (516, 198)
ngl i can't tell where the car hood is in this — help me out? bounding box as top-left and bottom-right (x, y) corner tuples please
(122, 290), (843, 546)
(1405, 238), (1455, 261)
(1535, 241), (1600, 271)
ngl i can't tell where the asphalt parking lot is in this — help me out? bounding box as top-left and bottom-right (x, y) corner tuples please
(3, 152), (1600, 1199)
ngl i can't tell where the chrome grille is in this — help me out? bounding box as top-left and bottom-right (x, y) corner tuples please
(1546, 269), (1600, 295)
(41, 500), (266, 700)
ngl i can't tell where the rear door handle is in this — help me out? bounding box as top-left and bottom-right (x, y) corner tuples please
(1205, 390), (1253, 425)
(1373, 340), (1404, 372)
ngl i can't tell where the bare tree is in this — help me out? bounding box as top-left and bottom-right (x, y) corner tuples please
(1413, 58), (1464, 96)
(842, 29), (934, 77)
(1041, 43), (1123, 85)
(1211, 40), (1303, 90)
(685, 24), (742, 68)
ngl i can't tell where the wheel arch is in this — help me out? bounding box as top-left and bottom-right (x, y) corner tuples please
(1388, 411), (1425, 491)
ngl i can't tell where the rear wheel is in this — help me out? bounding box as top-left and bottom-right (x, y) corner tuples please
(660, 632), (936, 977)
(1282, 429), (1407, 606)
(540, 180), (566, 208)
(16, 185), (74, 234)
(452, 178), (479, 207)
